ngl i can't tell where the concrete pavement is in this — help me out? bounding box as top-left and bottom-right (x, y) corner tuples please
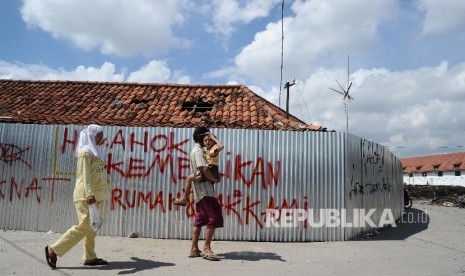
(1, 202), (465, 276)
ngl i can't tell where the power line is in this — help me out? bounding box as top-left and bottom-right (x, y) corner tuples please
(278, 0), (284, 108)
(294, 82), (312, 123)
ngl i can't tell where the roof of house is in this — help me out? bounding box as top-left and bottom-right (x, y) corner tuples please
(401, 152), (465, 173)
(0, 79), (325, 131)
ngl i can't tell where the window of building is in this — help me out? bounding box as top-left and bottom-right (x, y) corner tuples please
(422, 172), (427, 177)
(409, 173), (413, 177)
(438, 171), (443, 177)
(455, 171), (461, 176)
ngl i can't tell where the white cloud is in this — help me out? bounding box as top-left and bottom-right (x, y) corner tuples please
(172, 72), (191, 84)
(249, 61), (465, 157)
(388, 106), (427, 129)
(205, 0), (281, 37)
(417, 0), (465, 35)
(20, 0), (192, 57)
(65, 62), (126, 81)
(0, 60), (125, 81)
(227, 0), (397, 86)
(127, 60), (171, 83)
(0, 60), (192, 84)
(127, 60), (191, 84)
(0, 60), (54, 80)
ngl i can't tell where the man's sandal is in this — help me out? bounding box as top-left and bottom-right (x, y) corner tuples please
(173, 198), (187, 206)
(201, 252), (220, 261)
(188, 250), (202, 258)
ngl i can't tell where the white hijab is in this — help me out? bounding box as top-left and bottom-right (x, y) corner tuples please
(76, 124), (103, 158)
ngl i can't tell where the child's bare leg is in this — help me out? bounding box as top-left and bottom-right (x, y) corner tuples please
(174, 173), (195, 206)
(181, 174), (195, 203)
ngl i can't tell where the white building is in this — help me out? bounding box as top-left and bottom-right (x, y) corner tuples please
(402, 152), (465, 187)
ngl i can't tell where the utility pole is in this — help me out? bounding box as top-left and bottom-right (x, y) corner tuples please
(285, 80), (295, 119)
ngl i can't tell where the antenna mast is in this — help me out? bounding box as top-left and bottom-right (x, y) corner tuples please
(329, 53), (354, 134)
(279, 0), (285, 108)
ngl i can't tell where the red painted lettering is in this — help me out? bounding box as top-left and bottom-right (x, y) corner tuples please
(150, 191), (165, 212)
(127, 158), (146, 178)
(110, 129), (126, 150)
(130, 131), (148, 153)
(243, 196), (262, 228)
(266, 160), (280, 188)
(233, 154), (281, 189)
(10, 177), (23, 201)
(138, 190), (152, 207)
(234, 154), (253, 185)
(151, 134), (167, 152)
(0, 179), (5, 199)
(145, 154), (176, 183)
(111, 188), (125, 210)
(125, 190), (136, 208)
(251, 157), (265, 187)
(106, 153), (126, 177)
(42, 177), (71, 203)
(61, 128), (78, 154)
(218, 193), (242, 224)
(25, 178), (41, 203)
(168, 132), (189, 155)
(177, 157), (191, 181)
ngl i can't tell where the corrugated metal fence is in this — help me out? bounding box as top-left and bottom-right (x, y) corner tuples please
(0, 123), (403, 241)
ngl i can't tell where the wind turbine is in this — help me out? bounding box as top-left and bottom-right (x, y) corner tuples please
(329, 53), (354, 134)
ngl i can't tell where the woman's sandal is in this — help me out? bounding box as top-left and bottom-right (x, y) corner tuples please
(44, 246), (57, 269)
(173, 198), (187, 206)
(83, 258), (108, 266)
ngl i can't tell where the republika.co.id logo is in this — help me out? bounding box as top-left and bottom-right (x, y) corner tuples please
(265, 208), (399, 228)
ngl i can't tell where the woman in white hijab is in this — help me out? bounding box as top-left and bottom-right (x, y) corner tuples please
(45, 124), (110, 269)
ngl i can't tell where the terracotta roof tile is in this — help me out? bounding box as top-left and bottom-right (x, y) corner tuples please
(0, 80), (326, 131)
(402, 152), (465, 173)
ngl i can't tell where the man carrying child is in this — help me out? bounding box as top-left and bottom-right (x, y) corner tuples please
(186, 127), (224, 261)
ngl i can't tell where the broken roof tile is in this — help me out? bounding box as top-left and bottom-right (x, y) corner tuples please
(0, 80), (326, 131)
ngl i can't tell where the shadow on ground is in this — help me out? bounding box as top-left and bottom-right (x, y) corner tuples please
(219, 251), (286, 262)
(58, 257), (175, 274)
(355, 207), (430, 241)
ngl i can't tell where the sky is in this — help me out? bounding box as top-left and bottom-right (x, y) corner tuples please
(1, 0), (465, 158)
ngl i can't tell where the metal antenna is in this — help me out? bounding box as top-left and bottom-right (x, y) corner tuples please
(329, 53), (354, 133)
(279, 0), (285, 108)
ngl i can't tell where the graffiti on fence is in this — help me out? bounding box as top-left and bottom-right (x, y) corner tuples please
(0, 176), (71, 203)
(110, 187), (308, 229)
(348, 140), (391, 200)
(1, 126), (288, 230)
(58, 127), (281, 189)
(0, 143), (32, 169)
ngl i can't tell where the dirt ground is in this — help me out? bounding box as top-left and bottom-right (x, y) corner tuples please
(406, 184), (465, 208)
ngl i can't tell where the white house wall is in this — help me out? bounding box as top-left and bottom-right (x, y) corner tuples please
(403, 171), (465, 186)
(0, 123), (403, 241)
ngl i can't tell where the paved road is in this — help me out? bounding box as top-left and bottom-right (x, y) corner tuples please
(1, 202), (465, 276)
